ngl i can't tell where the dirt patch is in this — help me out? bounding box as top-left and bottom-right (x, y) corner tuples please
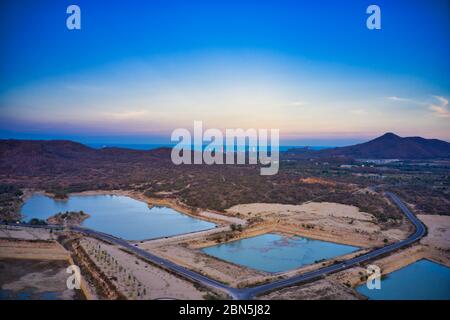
(257, 279), (362, 300)
(0, 225), (59, 241)
(418, 215), (450, 251)
(0, 238), (69, 261)
(301, 178), (336, 186)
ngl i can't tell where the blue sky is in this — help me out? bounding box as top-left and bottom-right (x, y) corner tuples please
(0, 0), (449, 145)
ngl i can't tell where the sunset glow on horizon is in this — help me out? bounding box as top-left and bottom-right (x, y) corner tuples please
(1, 0), (449, 145)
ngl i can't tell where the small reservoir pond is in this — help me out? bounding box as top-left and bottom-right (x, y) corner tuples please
(202, 233), (359, 273)
(21, 194), (216, 240)
(357, 259), (450, 300)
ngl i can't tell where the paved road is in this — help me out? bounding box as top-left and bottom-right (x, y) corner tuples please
(66, 192), (426, 299)
(69, 225), (243, 298)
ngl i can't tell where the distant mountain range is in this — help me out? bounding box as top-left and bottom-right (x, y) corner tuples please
(289, 133), (450, 159)
(0, 139), (171, 182)
(1, 133), (449, 169)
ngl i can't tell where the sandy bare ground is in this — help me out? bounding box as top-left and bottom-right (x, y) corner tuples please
(0, 225), (58, 241)
(200, 211), (247, 226)
(0, 259), (83, 300)
(136, 226), (229, 246)
(79, 237), (214, 300)
(258, 279), (363, 300)
(417, 214), (450, 267)
(227, 202), (374, 220)
(418, 214), (450, 251)
(0, 239), (69, 261)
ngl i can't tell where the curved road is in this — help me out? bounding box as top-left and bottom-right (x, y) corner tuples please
(64, 192), (426, 299)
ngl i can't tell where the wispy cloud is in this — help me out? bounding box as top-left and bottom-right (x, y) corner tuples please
(281, 101), (306, 107)
(386, 96), (425, 105)
(388, 95), (450, 119)
(429, 96), (450, 118)
(350, 109), (368, 115)
(387, 96), (410, 102)
(104, 110), (148, 120)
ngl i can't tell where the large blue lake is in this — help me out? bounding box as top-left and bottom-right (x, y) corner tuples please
(21, 194), (216, 240)
(357, 259), (450, 300)
(202, 233), (359, 273)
